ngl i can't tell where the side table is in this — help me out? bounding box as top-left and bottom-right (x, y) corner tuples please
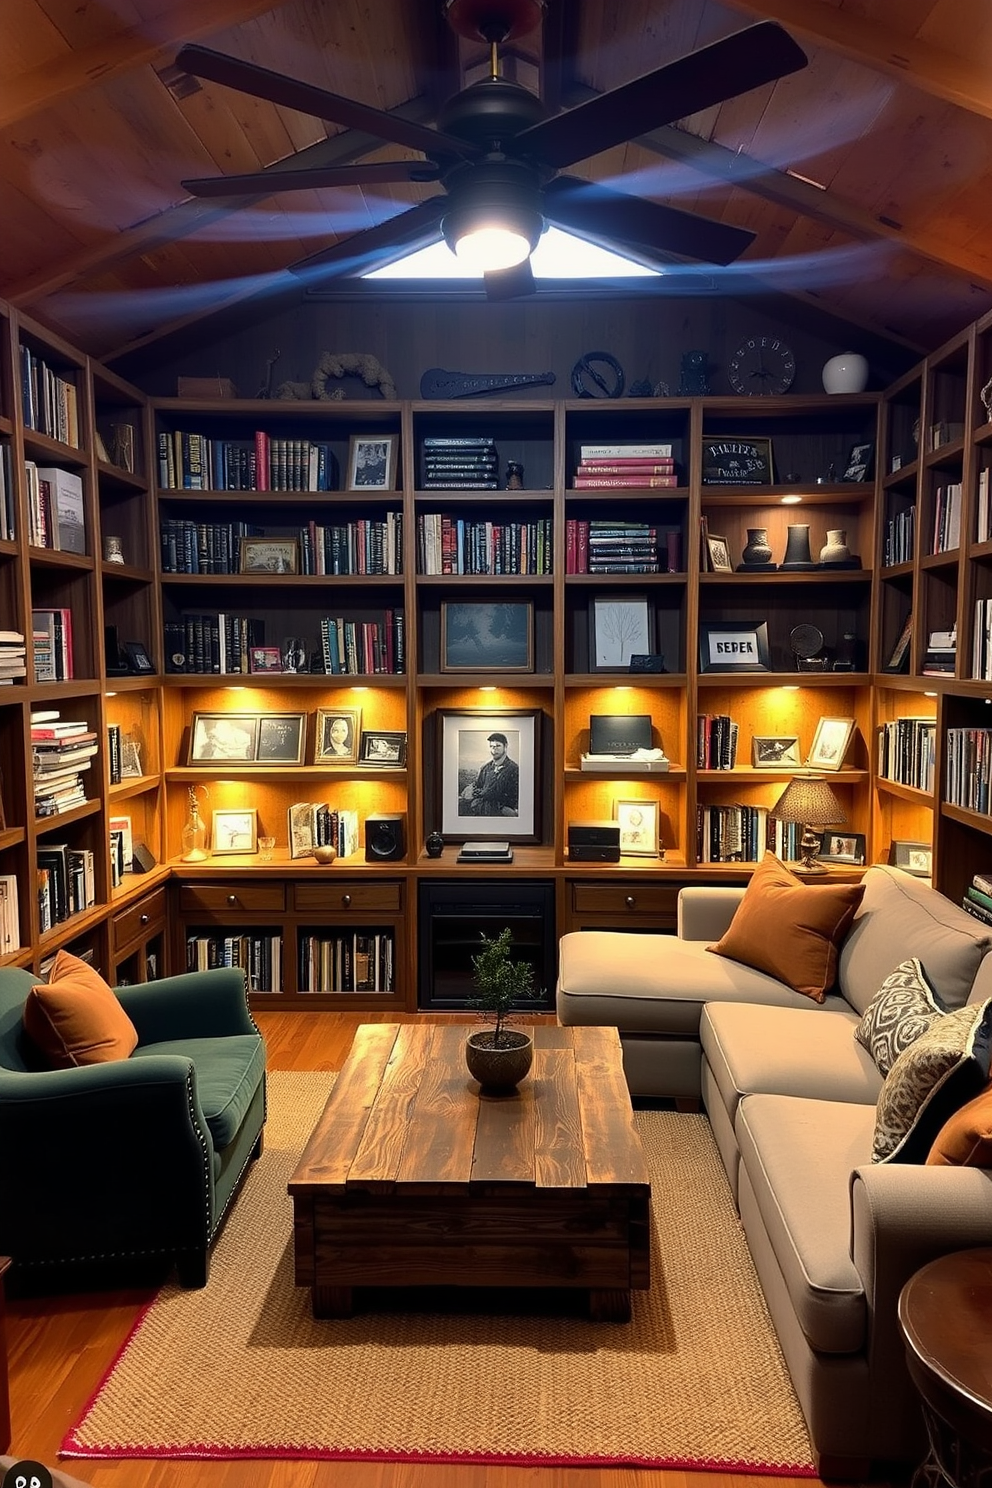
(898, 1249), (992, 1488)
(0, 1257), (9, 1451)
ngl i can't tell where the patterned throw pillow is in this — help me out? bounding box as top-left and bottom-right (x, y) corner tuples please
(855, 958), (947, 1075)
(872, 999), (992, 1163)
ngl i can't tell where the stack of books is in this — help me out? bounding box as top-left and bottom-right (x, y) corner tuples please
(572, 442), (678, 489)
(922, 629), (956, 676)
(31, 710), (98, 816)
(962, 873), (992, 928)
(421, 436), (499, 490)
(0, 630), (26, 684)
(37, 841), (95, 930)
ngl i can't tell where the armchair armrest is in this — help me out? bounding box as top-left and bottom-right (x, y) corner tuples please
(677, 886), (746, 942)
(116, 967), (257, 1044)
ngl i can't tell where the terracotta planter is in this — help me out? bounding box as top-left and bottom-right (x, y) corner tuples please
(465, 1030), (534, 1092)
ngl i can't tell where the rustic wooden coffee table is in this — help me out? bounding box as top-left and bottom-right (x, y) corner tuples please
(288, 1021), (651, 1322)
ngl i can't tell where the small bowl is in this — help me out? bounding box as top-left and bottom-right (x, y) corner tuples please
(312, 845), (338, 864)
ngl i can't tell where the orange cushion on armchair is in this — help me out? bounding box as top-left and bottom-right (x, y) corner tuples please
(22, 949), (138, 1068)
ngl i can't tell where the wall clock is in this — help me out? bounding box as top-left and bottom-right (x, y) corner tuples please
(729, 336), (796, 396)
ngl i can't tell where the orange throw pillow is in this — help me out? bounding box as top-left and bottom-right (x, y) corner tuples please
(708, 852), (865, 1003)
(23, 949), (138, 1068)
(926, 1080), (992, 1166)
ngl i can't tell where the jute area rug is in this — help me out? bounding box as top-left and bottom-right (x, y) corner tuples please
(63, 1069), (814, 1473)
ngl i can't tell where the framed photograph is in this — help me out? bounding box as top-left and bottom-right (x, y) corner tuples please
(892, 841), (932, 878)
(188, 712), (259, 764)
(437, 707), (541, 842)
(884, 612), (913, 673)
(589, 594), (652, 671)
(705, 533), (734, 573)
(239, 538), (299, 575)
(124, 641), (154, 673)
(699, 621), (771, 673)
(347, 434), (397, 490)
(752, 735), (801, 769)
(256, 713), (306, 765)
(314, 707), (362, 764)
(440, 600), (534, 673)
(819, 831), (866, 865)
(614, 798), (660, 857)
(249, 645), (283, 674)
(807, 716), (856, 771)
(842, 441), (874, 482)
(120, 733), (142, 778)
(360, 730), (407, 766)
(701, 436), (774, 485)
(211, 808), (258, 855)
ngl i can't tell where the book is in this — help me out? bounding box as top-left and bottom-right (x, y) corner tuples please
(37, 466), (85, 554)
(572, 474), (678, 488)
(579, 442), (674, 459)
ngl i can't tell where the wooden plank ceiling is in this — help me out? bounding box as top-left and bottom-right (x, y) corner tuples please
(1, 0), (991, 360)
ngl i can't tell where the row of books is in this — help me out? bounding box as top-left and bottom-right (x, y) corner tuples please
(930, 482), (962, 555)
(185, 933), (283, 992)
(160, 518), (262, 573)
(876, 716), (936, 792)
(25, 463), (85, 553)
(696, 714), (740, 770)
(320, 612), (405, 675)
(159, 515), (404, 575)
(32, 608), (73, 682)
(416, 513), (553, 575)
(960, 873), (992, 929)
(0, 630), (26, 685)
(882, 506), (914, 568)
(37, 843), (96, 932)
(0, 875), (19, 954)
(19, 344), (80, 448)
(977, 469), (992, 544)
(945, 728), (992, 813)
(158, 431), (338, 491)
(0, 443), (14, 542)
(696, 806), (804, 864)
(298, 930), (395, 993)
(565, 520), (678, 575)
(288, 803), (359, 859)
(973, 601), (992, 681)
(421, 436), (498, 490)
(164, 614), (265, 674)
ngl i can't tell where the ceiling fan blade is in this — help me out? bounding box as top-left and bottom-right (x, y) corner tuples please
(545, 175), (754, 266)
(484, 259), (536, 300)
(289, 197), (447, 277)
(182, 160), (442, 199)
(175, 44), (475, 161)
(518, 22), (807, 170)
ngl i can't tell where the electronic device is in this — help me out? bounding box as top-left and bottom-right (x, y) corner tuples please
(568, 821), (621, 863)
(629, 654), (666, 673)
(456, 839), (513, 863)
(364, 813), (406, 862)
(589, 714), (653, 757)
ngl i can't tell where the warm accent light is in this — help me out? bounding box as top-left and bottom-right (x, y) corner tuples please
(441, 163), (545, 273)
(453, 224), (532, 270)
(781, 494), (802, 505)
(770, 771), (847, 873)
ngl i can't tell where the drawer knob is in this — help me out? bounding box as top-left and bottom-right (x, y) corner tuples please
(625, 895), (635, 908)
(227, 894), (237, 906)
(140, 913), (149, 925)
(342, 893), (352, 908)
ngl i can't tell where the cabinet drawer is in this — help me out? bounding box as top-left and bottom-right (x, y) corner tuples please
(179, 884), (287, 914)
(113, 888), (167, 950)
(294, 882), (402, 914)
(571, 883), (679, 917)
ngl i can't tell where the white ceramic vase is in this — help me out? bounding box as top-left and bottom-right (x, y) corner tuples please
(822, 353), (869, 394)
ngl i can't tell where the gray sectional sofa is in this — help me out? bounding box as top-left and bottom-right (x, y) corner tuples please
(557, 865), (992, 1480)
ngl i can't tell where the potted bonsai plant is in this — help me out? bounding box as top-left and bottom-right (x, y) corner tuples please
(465, 926), (540, 1092)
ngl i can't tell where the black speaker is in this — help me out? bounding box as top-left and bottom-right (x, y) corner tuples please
(365, 813), (406, 862)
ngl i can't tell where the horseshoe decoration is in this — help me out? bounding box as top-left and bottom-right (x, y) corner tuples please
(571, 351), (625, 399)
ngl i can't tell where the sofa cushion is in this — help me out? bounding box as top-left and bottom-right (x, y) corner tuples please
(873, 1000), (992, 1162)
(708, 853), (864, 1003)
(926, 1080), (992, 1166)
(22, 950), (139, 1068)
(132, 1034), (266, 1150)
(735, 1092), (871, 1354)
(839, 866), (992, 1016)
(854, 958), (947, 1075)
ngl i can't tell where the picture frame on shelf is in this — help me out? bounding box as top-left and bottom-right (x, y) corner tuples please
(892, 841), (932, 877)
(842, 441), (874, 482)
(752, 735), (801, 769)
(314, 707), (362, 764)
(705, 533), (734, 573)
(211, 808), (258, 855)
(614, 798), (660, 857)
(188, 713), (259, 764)
(589, 594), (652, 671)
(239, 537), (299, 575)
(806, 717), (856, 771)
(440, 600), (534, 673)
(249, 645), (283, 674)
(884, 612), (913, 673)
(256, 713), (307, 765)
(436, 707), (541, 842)
(699, 621), (770, 673)
(120, 733), (142, 778)
(360, 730), (407, 766)
(701, 436), (774, 485)
(347, 434), (397, 490)
(819, 831), (866, 866)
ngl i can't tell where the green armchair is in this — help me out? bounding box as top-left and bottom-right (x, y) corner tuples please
(0, 964), (266, 1288)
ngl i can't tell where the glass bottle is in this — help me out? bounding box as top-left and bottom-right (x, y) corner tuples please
(181, 786), (208, 862)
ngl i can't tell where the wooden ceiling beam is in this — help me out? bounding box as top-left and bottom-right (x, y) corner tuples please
(720, 0), (992, 121)
(0, 0), (288, 129)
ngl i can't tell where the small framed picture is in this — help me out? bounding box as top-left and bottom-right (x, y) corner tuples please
(705, 533), (734, 573)
(752, 735), (801, 769)
(249, 645), (283, 674)
(699, 621), (770, 673)
(124, 641), (154, 673)
(360, 729), (407, 766)
(842, 442), (874, 482)
(884, 612), (913, 673)
(239, 538), (299, 575)
(807, 716), (856, 771)
(188, 712), (258, 764)
(701, 436), (774, 485)
(819, 831), (866, 865)
(347, 434), (397, 490)
(211, 808), (258, 855)
(314, 707), (362, 764)
(614, 798), (660, 857)
(441, 600), (534, 673)
(589, 594), (653, 671)
(256, 713), (306, 765)
(892, 841), (932, 878)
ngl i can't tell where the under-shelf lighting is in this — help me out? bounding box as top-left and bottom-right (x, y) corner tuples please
(781, 494), (802, 505)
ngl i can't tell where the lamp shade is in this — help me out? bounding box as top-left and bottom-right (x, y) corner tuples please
(770, 771), (847, 828)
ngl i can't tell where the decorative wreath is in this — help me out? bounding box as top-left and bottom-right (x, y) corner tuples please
(276, 352), (397, 401)
(571, 350), (625, 399)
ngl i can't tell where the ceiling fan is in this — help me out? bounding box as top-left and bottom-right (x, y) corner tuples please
(176, 0), (807, 298)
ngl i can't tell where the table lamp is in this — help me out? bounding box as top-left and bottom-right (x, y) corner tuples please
(770, 771), (847, 873)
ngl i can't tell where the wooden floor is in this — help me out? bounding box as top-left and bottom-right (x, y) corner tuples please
(6, 1010), (829, 1488)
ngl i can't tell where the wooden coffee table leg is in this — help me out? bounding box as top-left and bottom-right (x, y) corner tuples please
(590, 1288), (631, 1323)
(313, 1284), (353, 1319)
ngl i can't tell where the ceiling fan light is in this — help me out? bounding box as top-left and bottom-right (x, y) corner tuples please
(453, 224), (532, 270)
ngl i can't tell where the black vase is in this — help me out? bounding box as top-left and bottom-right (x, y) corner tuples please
(425, 831), (444, 859)
(781, 524), (815, 568)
